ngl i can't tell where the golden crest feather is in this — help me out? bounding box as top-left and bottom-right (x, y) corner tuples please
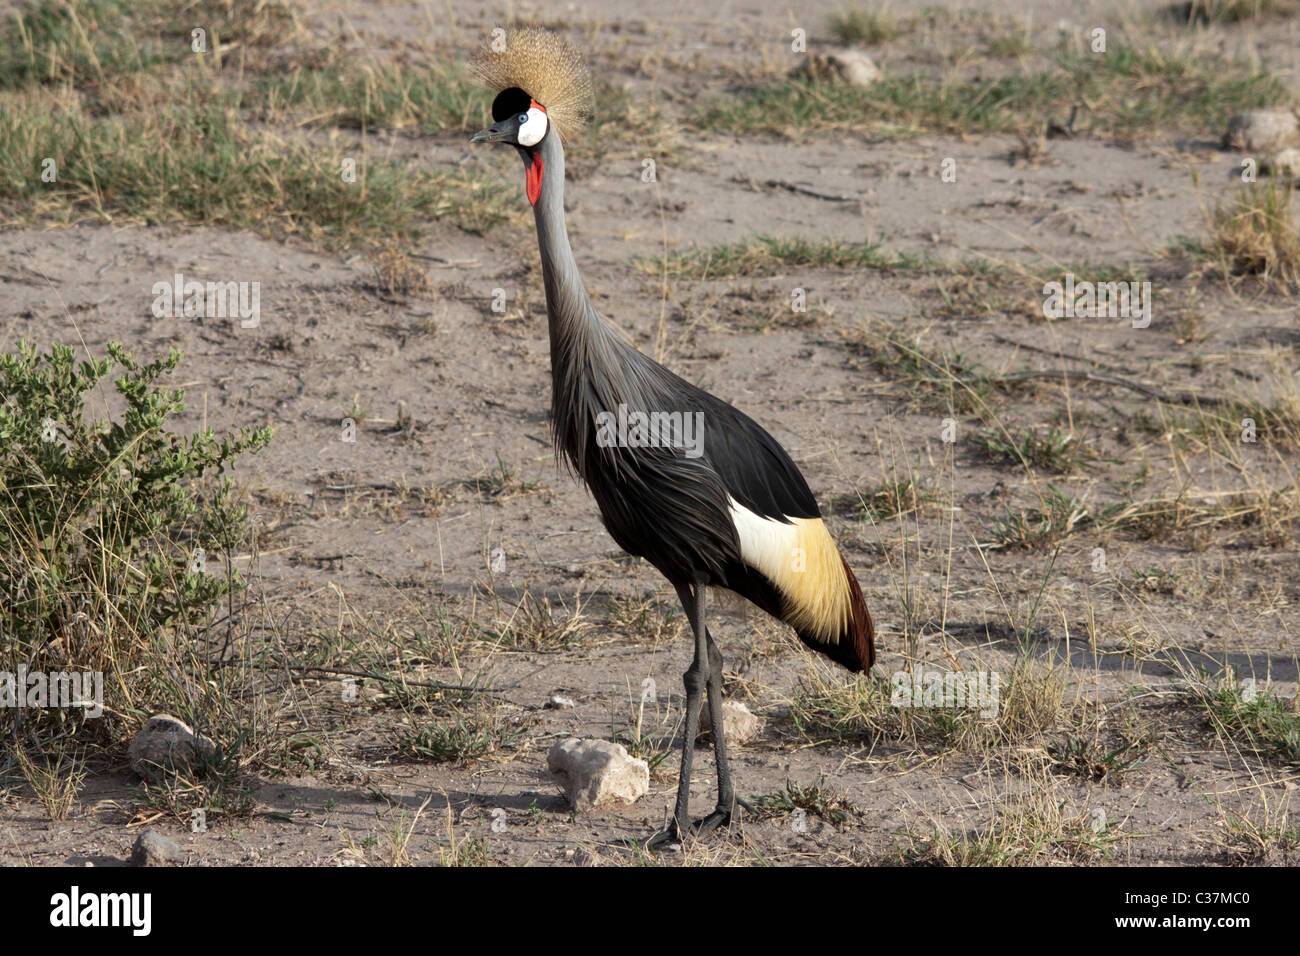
(472, 28), (593, 143)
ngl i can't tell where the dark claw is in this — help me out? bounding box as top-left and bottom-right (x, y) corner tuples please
(689, 808), (732, 837)
(644, 824), (682, 850)
(642, 800), (749, 850)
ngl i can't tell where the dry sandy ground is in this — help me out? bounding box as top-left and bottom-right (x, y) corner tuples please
(1, 0), (1297, 865)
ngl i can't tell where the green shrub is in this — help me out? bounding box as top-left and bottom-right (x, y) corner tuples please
(0, 341), (271, 753)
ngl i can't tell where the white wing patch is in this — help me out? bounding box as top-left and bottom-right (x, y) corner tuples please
(727, 496), (852, 642)
(728, 497), (801, 584)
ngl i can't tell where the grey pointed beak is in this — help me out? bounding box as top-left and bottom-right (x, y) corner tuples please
(470, 120), (513, 144)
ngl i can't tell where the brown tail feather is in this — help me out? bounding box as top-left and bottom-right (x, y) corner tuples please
(793, 554), (874, 673)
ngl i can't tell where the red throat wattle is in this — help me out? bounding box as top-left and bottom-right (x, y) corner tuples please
(525, 98), (546, 206)
(525, 153), (544, 206)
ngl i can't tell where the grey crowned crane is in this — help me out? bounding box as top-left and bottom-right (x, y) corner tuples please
(469, 29), (874, 844)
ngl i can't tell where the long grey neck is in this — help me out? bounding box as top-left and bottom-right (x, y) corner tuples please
(525, 133), (674, 478)
(526, 131), (627, 474)
(528, 132), (608, 385)
(527, 134), (590, 343)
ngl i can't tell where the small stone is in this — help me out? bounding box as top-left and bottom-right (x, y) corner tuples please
(794, 48), (881, 87)
(546, 694), (577, 709)
(130, 830), (183, 867)
(547, 737), (648, 810)
(1223, 109), (1299, 153)
(127, 714), (217, 781)
(699, 699), (764, 747)
(1268, 147), (1300, 180)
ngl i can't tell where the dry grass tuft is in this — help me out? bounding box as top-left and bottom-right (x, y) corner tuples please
(901, 772), (1121, 865)
(788, 656), (1068, 753)
(829, 5), (903, 45)
(1205, 183), (1300, 290)
(370, 243), (436, 299)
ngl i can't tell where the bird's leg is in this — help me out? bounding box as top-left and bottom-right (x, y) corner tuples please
(674, 580), (710, 833)
(647, 579), (709, 848)
(645, 580), (754, 847)
(692, 629), (734, 835)
(690, 629), (757, 833)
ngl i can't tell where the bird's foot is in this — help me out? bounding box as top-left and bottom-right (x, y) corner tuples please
(690, 795), (756, 836)
(643, 798), (752, 849)
(643, 823), (682, 850)
(689, 807), (732, 838)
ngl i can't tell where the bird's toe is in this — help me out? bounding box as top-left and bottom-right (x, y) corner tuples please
(643, 823), (683, 850)
(689, 806), (739, 837)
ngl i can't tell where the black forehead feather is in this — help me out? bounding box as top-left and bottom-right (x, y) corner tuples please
(491, 87), (533, 121)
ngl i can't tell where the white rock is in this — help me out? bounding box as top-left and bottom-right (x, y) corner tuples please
(1224, 109), (1299, 153)
(699, 699), (764, 747)
(1269, 147), (1300, 180)
(795, 49), (881, 87)
(547, 738), (648, 810)
(546, 694), (577, 709)
(128, 714), (217, 781)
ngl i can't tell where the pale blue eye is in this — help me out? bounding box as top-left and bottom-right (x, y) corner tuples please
(518, 113), (529, 123)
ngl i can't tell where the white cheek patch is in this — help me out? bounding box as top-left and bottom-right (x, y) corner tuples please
(517, 106), (548, 147)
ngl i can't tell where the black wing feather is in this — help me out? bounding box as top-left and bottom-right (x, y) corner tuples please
(560, 336), (822, 585)
(691, 388), (819, 522)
